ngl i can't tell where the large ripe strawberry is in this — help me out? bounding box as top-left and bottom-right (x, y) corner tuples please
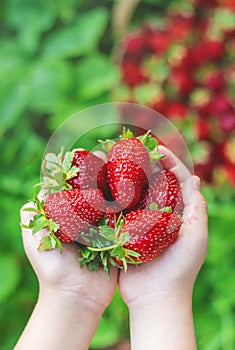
(108, 137), (152, 181)
(107, 158), (146, 209)
(41, 148), (109, 197)
(24, 189), (105, 251)
(79, 209), (182, 273)
(120, 210), (181, 263)
(147, 170), (184, 215)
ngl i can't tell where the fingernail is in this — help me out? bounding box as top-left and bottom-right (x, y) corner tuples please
(193, 176), (200, 191)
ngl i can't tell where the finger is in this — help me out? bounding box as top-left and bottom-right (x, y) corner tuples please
(181, 180), (208, 239)
(181, 176), (195, 220)
(158, 145), (192, 184)
(180, 188), (209, 264)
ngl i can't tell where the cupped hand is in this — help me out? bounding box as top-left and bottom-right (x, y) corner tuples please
(119, 145), (208, 307)
(20, 199), (118, 314)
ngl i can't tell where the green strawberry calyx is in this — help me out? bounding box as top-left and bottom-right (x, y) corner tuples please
(99, 127), (164, 163)
(21, 193), (62, 253)
(40, 147), (80, 193)
(137, 130), (165, 164)
(79, 214), (140, 275)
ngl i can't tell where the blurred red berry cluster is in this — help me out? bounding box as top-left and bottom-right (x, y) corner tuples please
(115, 0), (235, 186)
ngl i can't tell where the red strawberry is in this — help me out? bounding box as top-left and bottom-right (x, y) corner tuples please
(108, 137), (151, 180)
(120, 210), (182, 263)
(41, 148), (109, 197)
(44, 189), (105, 242)
(171, 68), (194, 95)
(121, 60), (148, 87)
(107, 158), (146, 210)
(124, 186), (149, 213)
(24, 189), (106, 252)
(67, 150), (108, 194)
(79, 209), (181, 272)
(147, 170), (184, 215)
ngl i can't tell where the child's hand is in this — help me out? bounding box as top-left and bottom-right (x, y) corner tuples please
(119, 145), (208, 306)
(18, 185), (118, 350)
(118, 146), (208, 350)
(20, 201), (118, 313)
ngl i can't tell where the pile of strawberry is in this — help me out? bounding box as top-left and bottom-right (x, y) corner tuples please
(115, 0), (235, 186)
(24, 129), (184, 273)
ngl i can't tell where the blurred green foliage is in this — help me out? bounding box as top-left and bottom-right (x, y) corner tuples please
(0, 0), (234, 350)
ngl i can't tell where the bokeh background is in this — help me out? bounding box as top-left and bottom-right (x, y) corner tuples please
(0, 0), (235, 349)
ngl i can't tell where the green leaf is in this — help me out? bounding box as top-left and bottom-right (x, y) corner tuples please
(76, 54), (120, 101)
(0, 255), (21, 302)
(29, 60), (72, 113)
(160, 206), (172, 213)
(0, 83), (30, 137)
(88, 259), (101, 271)
(53, 172), (65, 185)
(138, 131), (157, 151)
(38, 235), (57, 251)
(149, 202), (159, 211)
(125, 249), (140, 258)
(42, 8), (109, 59)
(51, 233), (63, 254)
(31, 216), (48, 234)
(66, 166), (80, 179)
(62, 150), (74, 172)
(48, 219), (59, 233)
(99, 226), (117, 241)
(120, 127), (134, 139)
(80, 247), (92, 259)
(134, 83), (160, 105)
(111, 246), (126, 259)
(118, 232), (131, 245)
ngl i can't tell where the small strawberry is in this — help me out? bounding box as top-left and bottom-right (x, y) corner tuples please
(41, 148), (109, 196)
(23, 189), (105, 251)
(66, 150), (108, 194)
(147, 170), (184, 215)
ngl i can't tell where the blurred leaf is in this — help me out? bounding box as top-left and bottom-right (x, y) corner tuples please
(29, 60), (73, 113)
(0, 40), (27, 85)
(0, 255), (21, 302)
(4, 0), (56, 32)
(134, 83), (161, 105)
(0, 83), (30, 137)
(76, 55), (120, 101)
(42, 8), (109, 59)
(57, 0), (83, 21)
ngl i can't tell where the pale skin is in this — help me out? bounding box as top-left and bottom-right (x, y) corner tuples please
(119, 145), (208, 350)
(15, 146), (208, 350)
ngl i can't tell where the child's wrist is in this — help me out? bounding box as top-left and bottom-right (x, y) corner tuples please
(127, 288), (192, 312)
(38, 285), (106, 317)
(128, 293), (196, 350)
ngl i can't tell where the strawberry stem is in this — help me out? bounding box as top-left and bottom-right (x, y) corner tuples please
(87, 244), (119, 252)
